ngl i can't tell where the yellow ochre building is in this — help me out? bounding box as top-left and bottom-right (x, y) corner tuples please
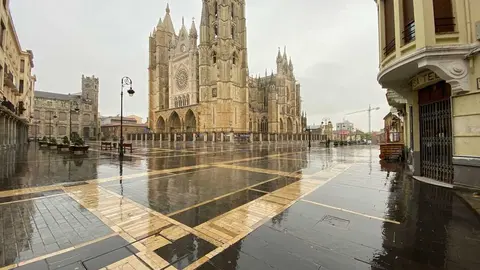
(375, 0), (480, 188)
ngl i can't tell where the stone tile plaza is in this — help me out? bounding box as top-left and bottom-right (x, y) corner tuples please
(0, 142), (479, 270)
(2, 0), (480, 269)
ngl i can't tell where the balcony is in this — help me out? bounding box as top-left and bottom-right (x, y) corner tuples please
(402, 21), (416, 44)
(435, 17), (455, 33)
(3, 71), (20, 95)
(383, 39), (396, 57)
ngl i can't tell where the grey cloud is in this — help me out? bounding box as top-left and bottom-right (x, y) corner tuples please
(11, 0), (388, 131)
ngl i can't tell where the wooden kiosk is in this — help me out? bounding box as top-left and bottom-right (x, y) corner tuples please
(379, 112), (404, 160)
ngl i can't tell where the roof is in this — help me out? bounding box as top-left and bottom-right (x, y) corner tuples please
(101, 123), (147, 128)
(35, 91), (80, 101)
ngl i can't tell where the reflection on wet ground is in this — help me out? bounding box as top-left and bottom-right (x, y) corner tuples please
(0, 142), (479, 269)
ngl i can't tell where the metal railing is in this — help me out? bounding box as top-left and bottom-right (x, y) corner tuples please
(383, 39), (396, 57)
(435, 17), (455, 33)
(402, 21), (416, 44)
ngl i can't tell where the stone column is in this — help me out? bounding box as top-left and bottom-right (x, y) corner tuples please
(0, 116), (4, 147)
(212, 133), (216, 142)
(7, 118), (11, 147)
(221, 133), (224, 142)
(204, 133), (208, 142)
(159, 133), (162, 141)
(193, 133), (196, 142)
(183, 133), (186, 142)
(174, 133), (177, 142)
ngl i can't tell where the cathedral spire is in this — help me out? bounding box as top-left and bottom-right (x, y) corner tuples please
(157, 17), (163, 28)
(189, 18), (198, 38)
(162, 3), (175, 34)
(283, 46), (288, 60)
(276, 47), (282, 63)
(200, 0), (209, 26)
(289, 57), (293, 70)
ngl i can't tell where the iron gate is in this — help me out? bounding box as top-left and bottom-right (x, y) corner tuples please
(419, 82), (453, 183)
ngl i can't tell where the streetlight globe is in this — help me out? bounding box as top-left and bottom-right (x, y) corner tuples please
(127, 87), (135, 97)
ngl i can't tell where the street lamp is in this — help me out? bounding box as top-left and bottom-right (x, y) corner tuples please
(49, 112), (57, 139)
(69, 98), (80, 139)
(304, 127), (311, 149)
(120, 77), (135, 157)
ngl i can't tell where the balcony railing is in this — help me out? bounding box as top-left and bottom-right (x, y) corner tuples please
(402, 21), (416, 44)
(435, 17), (455, 33)
(383, 39), (396, 57)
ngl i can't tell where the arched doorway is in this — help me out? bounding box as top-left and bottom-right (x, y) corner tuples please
(261, 117), (268, 133)
(185, 110), (197, 141)
(279, 118), (284, 133)
(287, 118), (293, 133)
(157, 116), (166, 133)
(169, 111), (181, 133)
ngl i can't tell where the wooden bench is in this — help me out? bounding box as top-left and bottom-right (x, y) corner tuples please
(120, 143), (133, 153)
(101, 142), (113, 150)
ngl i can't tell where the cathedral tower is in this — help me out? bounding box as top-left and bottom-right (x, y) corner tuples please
(199, 0), (249, 132)
(149, 5), (175, 129)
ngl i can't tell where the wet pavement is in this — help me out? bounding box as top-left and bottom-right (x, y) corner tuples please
(0, 142), (479, 269)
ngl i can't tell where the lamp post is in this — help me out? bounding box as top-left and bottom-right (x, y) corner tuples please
(49, 112), (57, 139)
(69, 98), (80, 140)
(304, 127), (311, 149)
(120, 77), (135, 157)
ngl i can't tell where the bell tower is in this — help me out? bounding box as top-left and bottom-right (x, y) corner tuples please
(199, 0), (248, 132)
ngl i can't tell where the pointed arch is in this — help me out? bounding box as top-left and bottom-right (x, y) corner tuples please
(185, 109), (197, 132)
(157, 116), (166, 132)
(287, 117), (293, 133)
(279, 118), (284, 133)
(212, 51), (217, 64)
(232, 51), (237, 65)
(169, 111), (181, 132)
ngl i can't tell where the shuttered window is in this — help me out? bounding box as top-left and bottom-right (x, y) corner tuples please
(384, 0), (395, 56)
(433, 0), (455, 33)
(402, 0), (415, 43)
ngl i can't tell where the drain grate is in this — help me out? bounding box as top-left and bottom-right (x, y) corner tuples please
(320, 215), (350, 228)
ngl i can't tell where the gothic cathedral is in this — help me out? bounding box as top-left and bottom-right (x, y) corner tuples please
(148, 0), (306, 135)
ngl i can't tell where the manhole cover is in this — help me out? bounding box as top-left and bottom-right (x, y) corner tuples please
(320, 215), (350, 228)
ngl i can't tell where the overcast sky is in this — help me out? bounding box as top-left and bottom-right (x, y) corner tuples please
(11, 0), (389, 131)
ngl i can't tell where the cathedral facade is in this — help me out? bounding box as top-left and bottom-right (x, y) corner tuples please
(148, 1), (305, 136)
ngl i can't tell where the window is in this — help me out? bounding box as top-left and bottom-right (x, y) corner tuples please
(20, 59), (25, 73)
(71, 114), (79, 121)
(214, 24), (218, 38)
(232, 52), (237, 65)
(214, 1), (218, 18)
(402, 0), (415, 44)
(433, 0), (455, 33)
(34, 110), (40, 119)
(384, 0), (395, 56)
(0, 21), (5, 49)
(59, 112), (67, 121)
(212, 51), (217, 64)
(19, 80), (24, 93)
(212, 87), (217, 98)
(58, 126), (67, 136)
(231, 26), (235, 39)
